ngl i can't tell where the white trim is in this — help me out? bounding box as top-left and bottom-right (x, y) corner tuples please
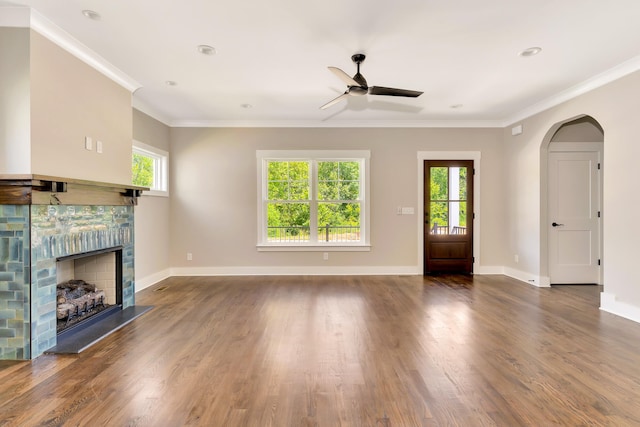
(133, 140), (169, 197)
(2, 7), (142, 93)
(417, 151), (481, 274)
(257, 150), (371, 159)
(135, 268), (171, 292)
(256, 150), (370, 248)
(170, 265), (419, 276)
(171, 119), (505, 128)
(600, 292), (640, 324)
(505, 54), (640, 127)
(474, 265), (506, 275)
(503, 267), (551, 287)
(257, 245), (371, 252)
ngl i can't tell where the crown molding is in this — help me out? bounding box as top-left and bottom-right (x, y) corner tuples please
(1, 6), (142, 93)
(169, 119), (505, 128)
(504, 54), (640, 127)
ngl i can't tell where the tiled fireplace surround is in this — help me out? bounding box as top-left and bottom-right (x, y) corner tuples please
(0, 204), (135, 359)
(0, 176), (142, 360)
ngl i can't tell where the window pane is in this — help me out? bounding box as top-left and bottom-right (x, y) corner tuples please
(289, 182), (309, 200)
(267, 161), (309, 201)
(268, 182), (288, 200)
(430, 202), (448, 234)
(267, 161), (288, 181)
(318, 162), (338, 180)
(458, 167), (467, 200)
(267, 203), (310, 242)
(288, 161), (309, 180)
(430, 167), (448, 200)
(340, 181), (360, 200)
(318, 181), (338, 200)
(317, 202), (361, 242)
(339, 161), (360, 181)
(132, 153), (154, 187)
(318, 161), (360, 201)
(447, 201), (467, 234)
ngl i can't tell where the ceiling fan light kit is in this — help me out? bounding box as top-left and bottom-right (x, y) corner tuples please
(321, 53), (423, 110)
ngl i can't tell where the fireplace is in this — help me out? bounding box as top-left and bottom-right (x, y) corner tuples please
(0, 175), (144, 360)
(56, 247), (123, 334)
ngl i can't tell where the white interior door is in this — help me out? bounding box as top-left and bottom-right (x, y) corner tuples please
(548, 151), (601, 284)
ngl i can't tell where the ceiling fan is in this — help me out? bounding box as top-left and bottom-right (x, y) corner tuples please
(320, 53), (423, 110)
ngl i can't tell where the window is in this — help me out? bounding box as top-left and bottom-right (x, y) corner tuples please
(257, 150), (370, 250)
(132, 141), (168, 196)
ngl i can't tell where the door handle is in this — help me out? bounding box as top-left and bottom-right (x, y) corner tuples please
(552, 222), (564, 227)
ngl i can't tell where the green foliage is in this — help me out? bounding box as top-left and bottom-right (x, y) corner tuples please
(132, 153), (154, 187)
(429, 166), (469, 230)
(429, 167), (448, 227)
(266, 161), (361, 240)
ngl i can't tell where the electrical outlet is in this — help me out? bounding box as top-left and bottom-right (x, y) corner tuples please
(187, 252), (193, 261)
(323, 252), (329, 260)
(84, 136), (92, 151)
(514, 254), (519, 263)
(96, 140), (103, 154)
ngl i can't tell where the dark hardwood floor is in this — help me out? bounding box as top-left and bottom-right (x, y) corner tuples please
(2, 274), (640, 426)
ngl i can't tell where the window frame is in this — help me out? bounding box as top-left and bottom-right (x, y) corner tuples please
(256, 150), (370, 251)
(132, 140), (169, 197)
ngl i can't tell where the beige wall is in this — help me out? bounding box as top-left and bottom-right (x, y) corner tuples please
(29, 31), (132, 185)
(133, 109), (171, 289)
(0, 27), (31, 174)
(503, 70), (640, 319)
(169, 127), (506, 273)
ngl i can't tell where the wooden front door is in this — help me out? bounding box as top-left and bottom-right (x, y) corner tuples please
(424, 160), (474, 274)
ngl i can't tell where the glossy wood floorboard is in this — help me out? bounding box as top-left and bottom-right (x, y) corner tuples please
(2, 275), (640, 426)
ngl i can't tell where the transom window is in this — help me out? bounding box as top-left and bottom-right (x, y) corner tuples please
(257, 150), (370, 249)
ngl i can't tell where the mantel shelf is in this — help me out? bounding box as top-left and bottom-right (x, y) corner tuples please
(0, 174), (149, 206)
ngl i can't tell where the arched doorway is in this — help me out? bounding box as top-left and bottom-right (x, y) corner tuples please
(540, 115), (604, 285)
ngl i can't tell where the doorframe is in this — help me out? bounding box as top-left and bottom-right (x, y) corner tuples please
(417, 151), (481, 275)
(539, 114), (604, 286)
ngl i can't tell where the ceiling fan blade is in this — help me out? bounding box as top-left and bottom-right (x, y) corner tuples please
(328, 67), (360, 87)
(320, 92), (350, 110)
(369, 86), (423, 97)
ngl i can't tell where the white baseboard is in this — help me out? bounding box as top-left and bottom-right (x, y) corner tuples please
(170, 265), (421, 276)
(135, 269), (171, 292)
(137, 265), (549, 286)
(503, 267), (551, 287)
(600, 292), (640, 324)
(474, 265), (505, 275)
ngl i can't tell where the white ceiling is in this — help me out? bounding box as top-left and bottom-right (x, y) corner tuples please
(3, 0), (640, 127)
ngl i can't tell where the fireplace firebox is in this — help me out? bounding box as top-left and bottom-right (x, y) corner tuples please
(55, 247), (123, 334)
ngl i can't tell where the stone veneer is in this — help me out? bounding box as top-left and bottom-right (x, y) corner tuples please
(0, 205), (134, 359)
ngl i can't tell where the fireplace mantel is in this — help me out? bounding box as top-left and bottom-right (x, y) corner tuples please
(0, 175), (143, 360)
(0, 174), (147, 206)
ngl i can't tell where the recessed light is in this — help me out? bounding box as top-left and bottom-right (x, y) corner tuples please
(241, 103), (253, 109)
(81, 10), (101, 20)
(165, 81), (177, 86)
(197, 45), (216, 56)
(518, 47), (542, 57)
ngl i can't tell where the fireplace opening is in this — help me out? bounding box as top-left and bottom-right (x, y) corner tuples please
(56, 247), (123, 334)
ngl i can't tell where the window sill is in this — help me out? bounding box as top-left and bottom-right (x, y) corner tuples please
(142, 190), (169, 198)
(257, 244), (371, 252)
